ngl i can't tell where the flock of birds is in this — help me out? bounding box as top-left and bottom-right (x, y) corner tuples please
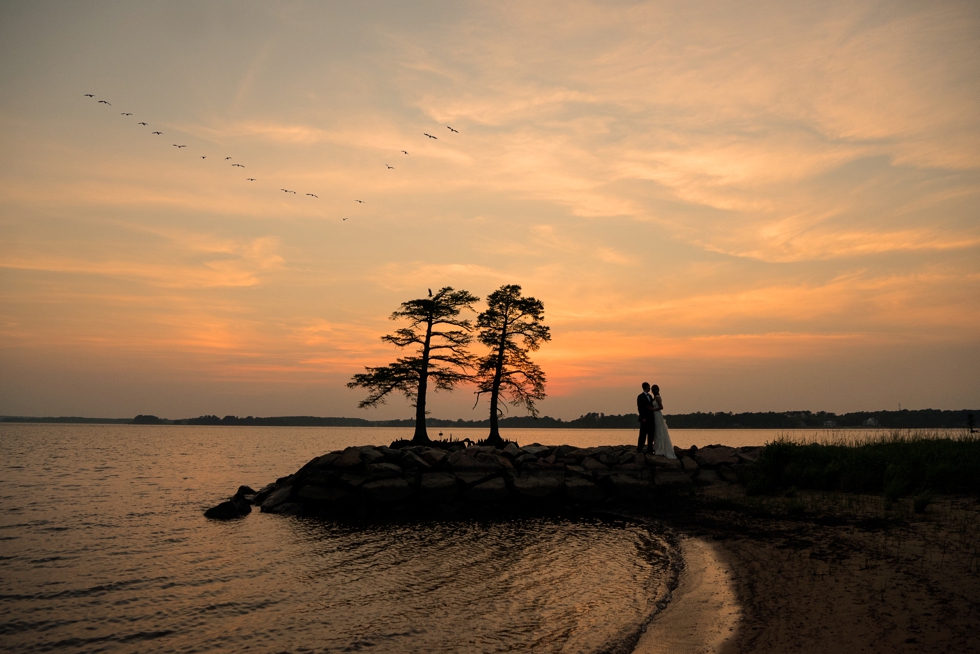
(82, 93), (461, 221)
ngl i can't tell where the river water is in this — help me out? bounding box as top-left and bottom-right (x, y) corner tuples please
(0, 424), (927, 653)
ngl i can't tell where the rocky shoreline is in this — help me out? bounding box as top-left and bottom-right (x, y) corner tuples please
(204, 441), (761, 520)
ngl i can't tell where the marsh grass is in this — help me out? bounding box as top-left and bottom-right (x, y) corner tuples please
(741, 429), (980, 497)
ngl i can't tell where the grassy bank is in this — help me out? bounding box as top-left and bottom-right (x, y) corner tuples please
(741, 430), (980, 498)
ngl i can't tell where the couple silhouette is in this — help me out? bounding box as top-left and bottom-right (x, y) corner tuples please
(636, 382), (677, 459)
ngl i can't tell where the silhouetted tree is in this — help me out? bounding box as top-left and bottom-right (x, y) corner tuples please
(348, 287), (479, 444)
(473, 285), (551, 446)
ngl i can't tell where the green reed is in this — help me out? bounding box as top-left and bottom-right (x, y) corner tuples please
(741, 429), (980, 497)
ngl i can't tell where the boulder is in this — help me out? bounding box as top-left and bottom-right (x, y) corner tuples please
(679, 456), (698, 472)
(608, 474), (653, 500)
(454, 471), (501, 487)
(521, 445), (551, 457)
(252, 483), (277, 505)
(613, 462), (643, 472)
(515, 453), (538, 466)
(565, 477), (606, 503)
(581, 457), (609, 472)
(654, 470), (693, 486)
(204, 499), (247, 520)
(236, 485), (257, 496)
(419, 473), (458, 503)
(260, 485), (294, 511)
(332, 446), (365, 468)
(737, 447), (761, 463)
(554, 445), (579, 458)
(421, 448), (447, 467)
(399, 451), (432, 470)
(597, 451), (619, 467)
(360, 447), (385, 465)
(694, 446), (740, 468)
(365, 462), (404, 480)
(464, 477), (509, 503)
(267, 502), (303, 516)
(297, 485), (354, 504)
(449, 451), (501, 471)
(313, 451), (342, 468)
(645, 454), (681, 469)
(512, 474), (562, 499)
(362, 477), (415, 503)
(502, 442), (522, 458)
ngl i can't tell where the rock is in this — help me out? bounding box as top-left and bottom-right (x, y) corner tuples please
(543, 454), (557, 464)
(204, 500), (246, 520)
(521, 445), (551, 457)
(260, 485), (293, 511)
(608, 473), (653, 500)
(565, 477), (606, 503)
(679, 456), (698, 472)
(616, 451), (636, 465)
(581, 457), (609, 472)
(236, 485), (256, 496)
(694, 446), (740, 468)
(515, 453), (538, 466)
(654, 470), (693, 486)
(597, 451), (619, 467)
(489, 453), (515, 470)
(421, 448), (447, 467)
(512, 475), (562, 499)
(313, 451), (341, 468)
(737, 447), (761, 463)
(332, 446), (365, 468)
(502, 442), (522, 458)
(297, 485), (354, 504)
(362, 477), (415, 503)
(360, 447), (385, 465)
(419, 473), (458, 503)
(613, 462), (643, 471)
(340, 473), (368, 488)
(267, 502), (303, 516)
(464, 477), (509, 502)
(645, 454), (681, 469)
(399, 451), (432, 470)
(365, 462), (404, 480)
(554, 445), (579, 458)
(454, 471), (501, 486)
(449, 451), (501, 470)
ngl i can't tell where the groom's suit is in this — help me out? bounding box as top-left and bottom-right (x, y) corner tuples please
(637, 391), (657, 453)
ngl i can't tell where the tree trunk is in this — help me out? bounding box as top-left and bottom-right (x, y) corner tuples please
(413, 314), (434, 444)
(485, 317), (509, 446)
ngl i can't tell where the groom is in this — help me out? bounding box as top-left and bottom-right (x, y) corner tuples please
(636, 381), (656, 454)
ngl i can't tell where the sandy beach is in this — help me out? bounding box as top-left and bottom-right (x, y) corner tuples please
(654, 488), (980, 653)
(634, 535), (740, 653)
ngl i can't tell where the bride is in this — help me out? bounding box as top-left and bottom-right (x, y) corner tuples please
(651, 385), (677, 459)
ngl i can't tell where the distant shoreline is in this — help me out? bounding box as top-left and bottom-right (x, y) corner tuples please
(1, 408), (975, 430)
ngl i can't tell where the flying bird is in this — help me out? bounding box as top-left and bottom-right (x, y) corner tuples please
(385, 164), (394, 169)
(288, 190), (296, 194)
(200, 156), (206, 159)
(246, 178), (256, 181)
(355, 199), (365, 203)
(446, 126), (458, 133)
(401, 150), (408, 155)
(84, 94), (95, 98)
(306, 193), (318, 198)
(428, 288), (433, 297)
(137, 122), (147, 126)
(152, 131), (162, 135)
(225, 157), (232, 160)
(231, 163), (244, 167)
(173, 144), (186, 148)
(423, 133), (437, 139)
(343, 217), (348, 221)
(121, 112), (133, 116)
(98, 100), (111, 105)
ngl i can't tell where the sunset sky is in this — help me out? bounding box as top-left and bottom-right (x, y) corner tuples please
(1, 1), (978, 420)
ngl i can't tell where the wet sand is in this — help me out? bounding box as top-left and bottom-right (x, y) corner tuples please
(634, 536), (740, 654)
(697, 489), (980, 653)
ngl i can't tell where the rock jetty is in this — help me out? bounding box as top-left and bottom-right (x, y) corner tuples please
(205, 442), (762, 519)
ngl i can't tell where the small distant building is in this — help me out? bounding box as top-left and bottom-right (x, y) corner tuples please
(864, 417), (879, 426)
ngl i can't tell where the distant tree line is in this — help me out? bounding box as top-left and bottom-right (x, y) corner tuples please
(5, 408), (974, 429)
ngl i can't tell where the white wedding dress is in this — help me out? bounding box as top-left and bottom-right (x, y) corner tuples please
(652, 400), (677, 459)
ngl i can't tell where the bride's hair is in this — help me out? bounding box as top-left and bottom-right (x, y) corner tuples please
(651, 385), (660, 394)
